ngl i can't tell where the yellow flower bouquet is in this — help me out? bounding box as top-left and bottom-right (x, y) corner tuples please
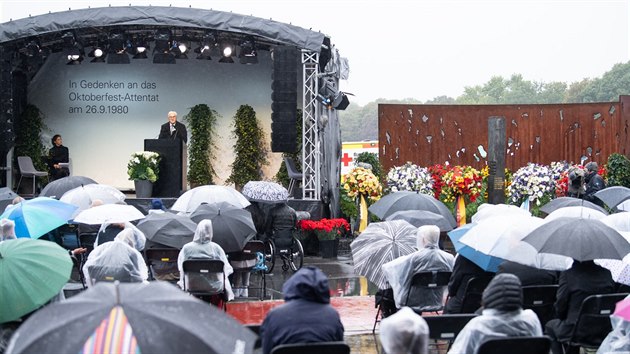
(341, 167), (383, 202)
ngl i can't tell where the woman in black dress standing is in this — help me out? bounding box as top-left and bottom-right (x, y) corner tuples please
(49, 134), (69, 180)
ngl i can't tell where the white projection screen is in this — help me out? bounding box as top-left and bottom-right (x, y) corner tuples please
(27, 50), (285, 189)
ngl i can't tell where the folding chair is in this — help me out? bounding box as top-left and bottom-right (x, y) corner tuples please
(144, 247), (180, 282)
(424, 313), (478, 351)
(476, 336), (552, 354)
(270, 341), (350, 354)
(87, 265), (135, 284)
(458, 274), (494, 313)
(17, 156), (48, 197)
(182, 259), (227, 310)
(405, 270), (452, 314)
(230, 240), (266, 300)
(284, 157), (303, 197)
(522, 284), (559, 327)
(562, 292), (629, 353)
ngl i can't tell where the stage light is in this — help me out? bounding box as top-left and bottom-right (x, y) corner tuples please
(132, 37), (149, 59)
(108, 31), (127, 54)
(195, 33), (216, 60)
(154, 28), (172, 53)
(66, 48), (83, 65)
(219, 42), (234, 63)
(25, 41), (41, 57)
(239, 36), (258, 65)
(88, 46), (106, 63)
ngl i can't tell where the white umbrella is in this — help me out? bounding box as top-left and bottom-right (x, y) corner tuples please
(596, 256), (630, 286)
(241, 181), (289, 203)
(73, 204), (144, 225)
(544, 206), (606, 221)
(60, 184), (126, 217)
(171, 185), (250, 213)
(459, 214), (572, 271)
(470, 203), (531, 223)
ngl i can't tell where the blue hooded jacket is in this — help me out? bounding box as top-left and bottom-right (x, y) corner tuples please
(260, 266), (344, 354)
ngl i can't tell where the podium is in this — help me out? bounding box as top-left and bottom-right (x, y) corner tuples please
(144, 139), (187, 197)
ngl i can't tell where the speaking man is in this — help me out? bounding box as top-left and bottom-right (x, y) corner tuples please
(158, 111), (188, 143)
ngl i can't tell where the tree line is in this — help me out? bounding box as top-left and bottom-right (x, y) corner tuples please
(340, 60), (630, 141)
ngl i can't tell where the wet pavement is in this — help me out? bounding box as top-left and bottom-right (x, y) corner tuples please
(225, 253), (384, 353)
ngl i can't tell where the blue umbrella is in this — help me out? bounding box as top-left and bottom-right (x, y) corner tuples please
(0, 197), (78, 238)
(448, 224), (502, 272)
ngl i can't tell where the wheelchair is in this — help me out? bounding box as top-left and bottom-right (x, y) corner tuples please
(263, 228), (304, 273)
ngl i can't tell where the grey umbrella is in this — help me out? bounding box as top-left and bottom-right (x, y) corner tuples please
(522, 216), (630, 261)
(136, 212), (197, 249)
(368, 191), (456, 227)
(350, 220), (418, 289)
(190, 202), (257, 253)
(39, 176), (98, 199)
(540, 196), (608, 216)
(385, 210), (454, 232)
(595, 186), (630, 209)
(0, 187), (19, 211)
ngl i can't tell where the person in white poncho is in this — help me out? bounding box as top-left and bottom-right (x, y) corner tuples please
(597, 294), (630, 354)
(382, 225), (455, 312)
(82, 228), (149, 287)
(177, 219), (234, 303)
(379, 307), (430, 354)
(447, 273), (542, 354)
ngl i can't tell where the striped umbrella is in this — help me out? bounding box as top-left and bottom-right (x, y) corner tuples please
(350, 220), (418, 289)
(7, 282), (257, 354)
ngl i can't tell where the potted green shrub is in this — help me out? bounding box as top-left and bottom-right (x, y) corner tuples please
(226, 105), (268, 190)
(184, 104), (218, 187)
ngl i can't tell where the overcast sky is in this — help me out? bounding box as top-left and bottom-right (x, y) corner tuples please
(1, 0), (629, 105)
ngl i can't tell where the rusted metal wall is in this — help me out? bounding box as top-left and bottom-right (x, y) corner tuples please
(378, 96), (630, 172)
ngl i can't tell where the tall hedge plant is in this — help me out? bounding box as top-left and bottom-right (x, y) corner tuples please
(226, 105), (268, 188)
(606, 153), (630, 187)
(184, 104), (217, 186)
(15, 104), (48, 174)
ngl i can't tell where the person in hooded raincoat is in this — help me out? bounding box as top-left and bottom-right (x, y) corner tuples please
(0, 218), (16, 241)
(447, 273), (542, 354)
(95, 221), (146, 251)
(597, 294), (630, 353)
(383, 225), (455, 311)
(82, 228), (148, 287)
(177, 219), (234, 301)
(260, 266), (344, 354)
(380, 307), (430, 354)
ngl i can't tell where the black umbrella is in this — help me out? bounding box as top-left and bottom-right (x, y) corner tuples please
(0, 187), (19, 211)
(6, 282), (256, 354)
(136, 212), (197, 249)
(368, 191), (456, 227)
(39, 176), (98, 199)
(539, 196), (608, 216)
(522, 217), (630, 261)
(595, 186), (630, 209)
(385, 210), (454, 231)
(190, 202), (257, 252)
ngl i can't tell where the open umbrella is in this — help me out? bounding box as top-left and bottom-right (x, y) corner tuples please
(385, 210), (453, 231)
(73, 204), (144, 225)
(459, 215), (572, 271)
(190, 202), (257, 253)
(6, 282), (257, 354)
(523, 217), (630, 261)
(136, 212), (197, 249)
(470, 203), (531, 223)
(595, 186), (630, 209)
(368, 191), (456, 227)
(39, 176), (98, 199)
(0, 238), (72, 323)
(540, 196), (608, 216)
(544, 206), (607, 221)
(0, 187), (19, 211)
(60, 184), (126, 217)
(0, 197), (78, 238)
(595, 257), (630, 286)
(447, 224), (503, 272)
(171, 185), (250, 213)
(350, 220), (418, 289)
(241, 180), (289, 204)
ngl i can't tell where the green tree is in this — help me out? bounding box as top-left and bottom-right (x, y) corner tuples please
(15, 104), (48, 173)
(226, 105), (268, 188)
(184, 104), (218, 186)
(581, 62), (630, 102)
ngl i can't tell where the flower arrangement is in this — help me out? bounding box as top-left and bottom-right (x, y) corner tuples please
(386, 162), (433, 195)
(298, 218), (350, 241)
(507, 163), (555, 206)
(440, 165), (483, 203)
(341, 167), (383, 202)
(428, 164), (450, 199)
(127, 151), (161, 183)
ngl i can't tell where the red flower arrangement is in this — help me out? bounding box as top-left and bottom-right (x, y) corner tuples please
(428, 164), (451, 199)
(298, 218), (351, 241)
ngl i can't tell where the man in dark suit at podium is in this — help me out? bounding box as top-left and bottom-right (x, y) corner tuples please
(158, 111), (188, 143)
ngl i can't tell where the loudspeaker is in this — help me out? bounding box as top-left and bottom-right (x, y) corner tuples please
(271, 45), (299, 153)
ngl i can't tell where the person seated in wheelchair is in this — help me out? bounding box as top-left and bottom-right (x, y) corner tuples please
(265, 202), (297, 250)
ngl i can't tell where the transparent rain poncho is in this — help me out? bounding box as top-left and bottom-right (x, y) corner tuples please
(95, 221), (146, 251)
(177, 219), (234, 300)
(382, 245), (455, 310)
(82, 228), (148, 287)
(597, 314), (630, 353)
(447, 308), (542, 354)
(380, 307), (430, 354)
